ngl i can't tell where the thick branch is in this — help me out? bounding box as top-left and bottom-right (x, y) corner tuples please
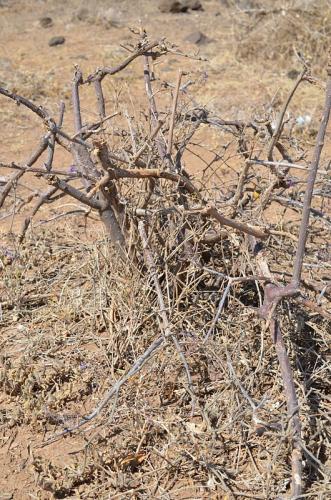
(204, 205), (268, 240)
(72, 67), (83, 135)
(44, 101), (65, 172)
(271, 320), (302, 498)
(291, 68), (331, 287)
(46, 176), (101, 209)
(94, 79), (106, 118)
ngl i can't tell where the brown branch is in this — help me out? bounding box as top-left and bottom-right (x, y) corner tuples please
(135, 204), (268, 241)
(167, 70), (182, 156)
(105, 166), (197, 193)
(291, 66), (331, 288)
(249, 236), (303, 497)
(250, 61), (331, 492)
(257, 62), (331, 316)
(19, 186), (58, 241)
(44, 101), (65, 172)
(94, 79), (106, 118)
(271, 319), (303, 498)
(0, 134), (50, 208)
(46, 175), (101, 210)
(267, 68), (307, 162)
(72, 66), (84, 136)
(204, 205), (268, 240)
(87, 40), (160, 82)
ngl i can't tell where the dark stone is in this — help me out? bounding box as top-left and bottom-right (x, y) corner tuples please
(185, 30), (209, 45)
(186, 0), (203, 10)
(287, 69), (300, 80)
(39, 16), (53, 28)
(48, 36), (65, 47)
(158, 0), (202, 13)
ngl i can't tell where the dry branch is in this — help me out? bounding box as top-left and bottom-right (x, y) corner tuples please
(267, 68), (307, 162)
(253, 59), (331, 499)
(292, 65), (331, 288)
(87, 39), (161, 82)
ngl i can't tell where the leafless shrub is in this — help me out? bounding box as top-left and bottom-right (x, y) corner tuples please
(0, 32), (330, 499)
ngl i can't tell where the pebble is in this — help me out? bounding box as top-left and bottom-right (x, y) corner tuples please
(287, 69), (300, 80)
(158, 0), (202, 13)
(48, 36), (65, 47)
(39, 16), (53, 28)
(185, 30), (209, 45)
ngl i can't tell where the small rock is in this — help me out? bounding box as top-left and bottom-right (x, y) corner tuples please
(287, 69), (300, 80)
(158, 0), (202, 13)
(39, 16), (53, 28)
(185, 30), (209, 45)
(48, 36), (65, 47)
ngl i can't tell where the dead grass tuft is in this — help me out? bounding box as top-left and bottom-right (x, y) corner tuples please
(0, 212), (330, 497)
(233, 0), (331, 75)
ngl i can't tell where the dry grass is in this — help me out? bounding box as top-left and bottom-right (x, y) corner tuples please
(1, 203), (330, 498)
(233, 0), (331, 75)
